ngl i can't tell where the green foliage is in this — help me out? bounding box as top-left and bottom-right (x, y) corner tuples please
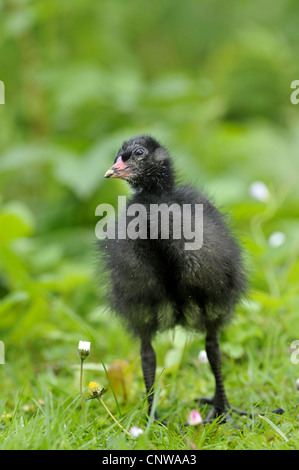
(1, 0), (299, 450)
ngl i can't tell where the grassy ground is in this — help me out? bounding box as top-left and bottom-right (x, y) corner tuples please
(1, 307), (299, 450)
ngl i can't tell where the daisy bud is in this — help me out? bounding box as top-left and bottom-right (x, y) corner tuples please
(249, 181), (270, 202)
(78, 341), (91, 360)
(187, 409), (203, 426)
(198, 350), (208, 364)
(268, 231), (286, 248)
(129, 426), (144, 438)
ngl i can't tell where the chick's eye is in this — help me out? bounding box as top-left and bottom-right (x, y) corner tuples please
(134, 148), (144, 156)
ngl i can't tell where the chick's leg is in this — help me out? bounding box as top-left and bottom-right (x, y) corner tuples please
(140, 340), (157, 418)
(203, 332), (230, 420)
(200, 331), (252, 423)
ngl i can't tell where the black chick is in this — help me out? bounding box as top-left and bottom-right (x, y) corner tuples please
(100, 135), (247, 422)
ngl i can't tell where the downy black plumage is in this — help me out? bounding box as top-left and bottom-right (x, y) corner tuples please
(99, 135), (247, 422)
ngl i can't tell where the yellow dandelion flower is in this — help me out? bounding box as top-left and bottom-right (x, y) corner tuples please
(88, 381), (101, 397)
(88, 381), (108, 399)
(87, 380), (130, 437)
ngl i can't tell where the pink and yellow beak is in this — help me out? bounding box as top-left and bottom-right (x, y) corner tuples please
(104, 156), (129, 179)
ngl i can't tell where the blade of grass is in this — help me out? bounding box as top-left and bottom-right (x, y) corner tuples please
(258, 414), (289, 442)
(4, 374), (31, 437)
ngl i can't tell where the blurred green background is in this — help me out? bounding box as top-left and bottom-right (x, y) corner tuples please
(1, 0), (299, 415)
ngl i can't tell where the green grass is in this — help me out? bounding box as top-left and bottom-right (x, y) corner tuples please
(1, 316), (299, 450)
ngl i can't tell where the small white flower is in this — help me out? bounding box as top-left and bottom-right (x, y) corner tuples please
(268, 231), (286, 248)
(78, 340), (91, 351)
(129, 426), (144, 438)
(187, 410), (203, 426)
(78, 340), (91, 360)
(249, 181), (270, 202)
(198, 350), (208, 364)
(295, 378), (299, 391)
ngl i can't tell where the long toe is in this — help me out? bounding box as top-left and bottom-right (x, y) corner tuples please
(196, 396), (253, 425)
